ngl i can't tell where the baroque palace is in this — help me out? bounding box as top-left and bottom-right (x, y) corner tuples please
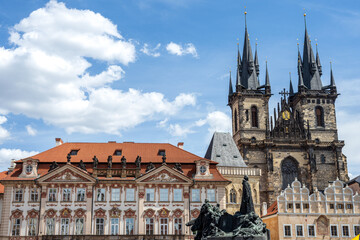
(227, 13), (349, 205)
(0, 140), (230, 238)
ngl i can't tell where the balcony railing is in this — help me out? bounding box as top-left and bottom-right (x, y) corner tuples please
(92, 168), (141, 178)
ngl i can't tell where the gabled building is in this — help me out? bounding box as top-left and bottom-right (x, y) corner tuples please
(228, 12), (348, 205)
(262, 179), (360, 240)
(0, 140), (229, 238)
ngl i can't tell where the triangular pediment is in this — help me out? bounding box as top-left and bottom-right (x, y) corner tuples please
(37, 163), (96, 184)
(136, 164), (192, 184)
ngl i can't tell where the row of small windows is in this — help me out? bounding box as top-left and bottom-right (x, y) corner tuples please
(307, 99), (333, 104)
(69, 149), (166, 157)
(287, 203), (353, 210)
(13, 188), (216, 203)
(12, 217), (183, 236)
(284, 224), (360, 238)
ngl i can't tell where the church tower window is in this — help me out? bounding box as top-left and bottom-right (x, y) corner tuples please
(281, 158), (299, 189)
(315, 106), (324, 127)
(251, 106), (258, 128)
(234, 109), (238, 132)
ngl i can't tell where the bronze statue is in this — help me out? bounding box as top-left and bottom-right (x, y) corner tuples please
(162, 154), (166, 164)
(174, 162), (183, 172)
(49, 161), (59, 172)
(135, 156), (141, 168)
(67, 153), (71, 163)
(121, 156), (126, 169)
(187, 175), (269, 240)
(93, 155), (98, 168)
(107, 155), (112, 169)
(78, 160), (86, 171)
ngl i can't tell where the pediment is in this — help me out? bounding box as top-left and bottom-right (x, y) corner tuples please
(37, 163), (96, 184)
(137, 165), (192, 184)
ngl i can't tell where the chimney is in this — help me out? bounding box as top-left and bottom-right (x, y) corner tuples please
(8, 159), (16, 173)
(262, 202), (268, 216)
(177, 142), (184, 149)
(55, 138), (63, 146)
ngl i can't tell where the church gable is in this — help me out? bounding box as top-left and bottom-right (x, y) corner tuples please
(137, 166), (191, 184)
(37, 164), (96, 184)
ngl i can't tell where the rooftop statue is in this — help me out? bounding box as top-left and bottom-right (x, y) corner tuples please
(187, 176), (270, 240)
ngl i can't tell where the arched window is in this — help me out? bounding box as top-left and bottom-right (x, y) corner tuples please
(230, 189), (237, 203)
(315, 106), (324, 127)
(234, 109), (238, 132)
(251, 106), (258, 128)
(281, 157), (299, 190)
(321, 154), (326, 164)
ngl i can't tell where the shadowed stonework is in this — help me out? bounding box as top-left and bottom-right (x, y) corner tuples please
(187, 176), (270, 240)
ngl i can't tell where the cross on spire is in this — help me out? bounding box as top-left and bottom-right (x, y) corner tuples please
(279, 88), (290, 98)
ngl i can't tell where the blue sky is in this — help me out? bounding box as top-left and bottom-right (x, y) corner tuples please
(0, 0), (359, 177)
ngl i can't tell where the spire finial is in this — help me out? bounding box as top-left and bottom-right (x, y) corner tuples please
(244, 7), (247, 28)
(303, 9), (307, 29)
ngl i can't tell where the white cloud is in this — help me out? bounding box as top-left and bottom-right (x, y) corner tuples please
(0, 116), (10, 143)
(198, 111), (232, 135)
(0, 1), (197, 135)
(167, 123), (194, 137)
(141, 43), (161, 57)
(0, 148), (39, 169)
(166, 42), (198, 57)
(26, 125), (37, 136)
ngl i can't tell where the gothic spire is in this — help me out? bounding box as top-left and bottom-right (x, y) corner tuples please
(301, 13), (322, 90)
(330, 62), (336, 88)
(298, 60), (306, 89)
(316, 43), (322, 76)
(229, 71), (234, 96)
(240, 11), (259, 90)
(289, 73), (294, 97)
(236, 43), (242, 88)
(254, 43), (260, 76)
(265, 61), (270, 87)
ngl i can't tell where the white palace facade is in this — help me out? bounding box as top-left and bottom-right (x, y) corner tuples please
(0, 140), (229, 239)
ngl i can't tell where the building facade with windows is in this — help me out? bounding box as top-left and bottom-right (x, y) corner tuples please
(261, 179), (360, 240)
(0, 140), (229, 238)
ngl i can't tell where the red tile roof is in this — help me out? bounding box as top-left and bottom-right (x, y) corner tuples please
(0, 171), (9, 193)
(261, 200), (278, 218)
(23, 142), (217, 164)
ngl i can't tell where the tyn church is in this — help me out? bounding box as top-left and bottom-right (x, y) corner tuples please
(228, 13), (349, 205)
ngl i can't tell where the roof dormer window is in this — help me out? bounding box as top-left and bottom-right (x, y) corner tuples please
(158, 150), (166, 156)
(70, 150), (79, 155)
(114, 150), (122, 156)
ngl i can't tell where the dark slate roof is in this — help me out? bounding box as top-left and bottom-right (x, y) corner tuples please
(204, 132), (247, 167)
(347, 175), (360, 185)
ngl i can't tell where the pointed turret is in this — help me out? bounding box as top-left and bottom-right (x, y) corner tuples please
(301, 13), (322, 90)
(298, 60), (306, 92)
(240, 11), (259, 90)
(289, 73), (294, 97)
(265, 61), (271, 94)
(228, 71), (234, 96)
(236, 44), (242, 90)
(254, 43), (260, 76)
(329, 62), (337, 94)
(316, 44), (322, 76)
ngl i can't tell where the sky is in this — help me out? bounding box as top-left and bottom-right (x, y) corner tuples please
(0, 0), (359, 177)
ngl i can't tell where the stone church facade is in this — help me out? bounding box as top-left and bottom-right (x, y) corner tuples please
(228, 14), (349, 205)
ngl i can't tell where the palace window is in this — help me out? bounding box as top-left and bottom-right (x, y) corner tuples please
(111, 218), (119, 235)
(126, 188), (135, 201)
(113, 149), (122, 156)
(14, 189), (23, 202)
(303, 203), (309, 209)
(251, 106), (259, 128)
(75, 218), (84, 235)
(146, 188), (155, 201)
(191, 189), (200, 202)
(30, 189), (39, 202)
(295, 203), (301, 209)
(342, 225), (350, 237)
(46, 218), (55, 235)
(354, 225), (360, 236)
(28, 218), (37, 236)
(284, 225), (291, 237)
(62, 188), (71, 202)
(330, 225), (338, 237)
(125, 218), (134, 235)
(308, 225), (315, 237)
(145, 218), (154, 235)
(60, 218), (70, 235)
(207, 189), (216, 202)
(174, 218), (182, 235)
(48, 188), (57, 202)
(329, 203), (334, 209)
(70, 149), (79, 155)
(160, 218), (168, 235)
(95, 218), (104, 235)
(347, 204), (353, 209)
(96, 188), (106, 202)
(296, 225), (304, 237)
(173, 188), (182, 202)
(287, 203), (293, 209)
(111, 188), (120, 201)
(160, 188), (169, 202)
(12, 219), (21, 236)
(315, 106), (324, 127)
(77, 188), (85, 202)
(26, 164), (33, 174)
(230, 189), (237, 203)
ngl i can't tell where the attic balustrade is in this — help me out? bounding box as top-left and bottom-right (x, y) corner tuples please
(92, 167), (141, 178)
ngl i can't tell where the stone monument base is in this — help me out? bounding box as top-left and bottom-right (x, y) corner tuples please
(207, 229), (271, 240)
